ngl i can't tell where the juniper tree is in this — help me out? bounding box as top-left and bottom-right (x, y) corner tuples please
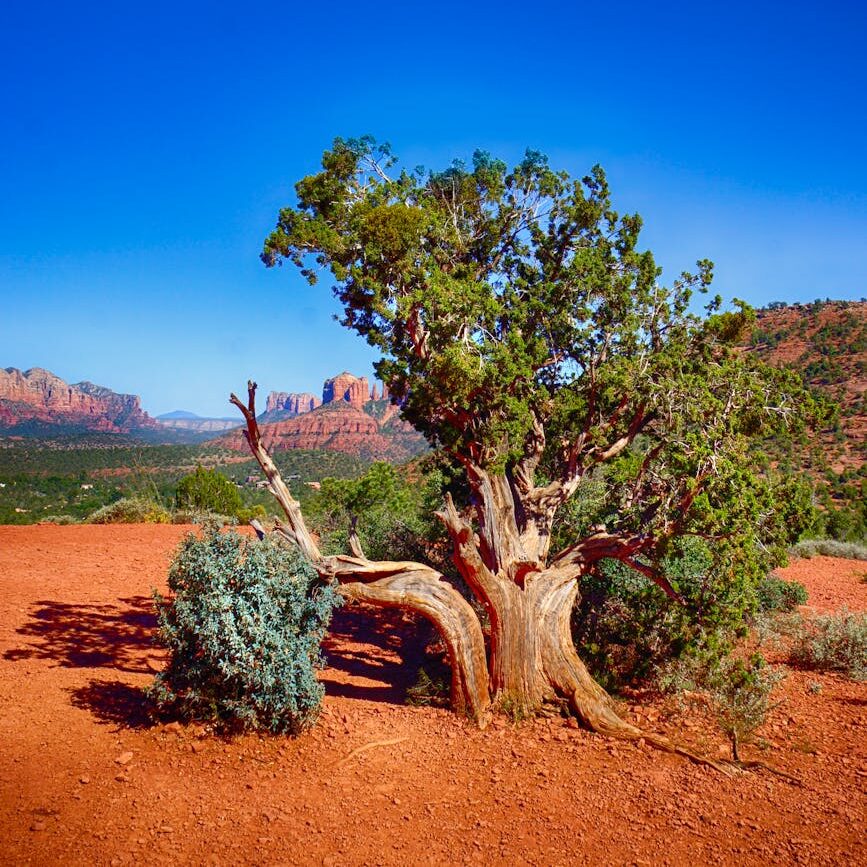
(235, 137), (808, 756)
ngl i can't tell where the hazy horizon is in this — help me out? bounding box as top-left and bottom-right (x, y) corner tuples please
(3, 1), (866, 416)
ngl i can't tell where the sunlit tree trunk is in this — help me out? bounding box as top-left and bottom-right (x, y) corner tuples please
(231, 384), (729, 771)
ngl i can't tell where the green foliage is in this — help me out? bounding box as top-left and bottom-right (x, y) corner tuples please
(756, 573), (808, 612)
(264, 136), (811, 564)
(706, 653), (784, 761)
(767, 474), (825, 544)
(789, 610), (867, 680)
(176, 465), (243, 517)
(87, 496), (171, 524)
(405, 666), (450, 708)
(261, 138), (822, 698)
(307, 461), (447, 564)
(149, 527), (341, 733)
(572, 537), (752, 689)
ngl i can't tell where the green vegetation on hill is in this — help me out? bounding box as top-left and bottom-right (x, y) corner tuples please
(0, 440), (369, 524)
(747, 300), (867, 542)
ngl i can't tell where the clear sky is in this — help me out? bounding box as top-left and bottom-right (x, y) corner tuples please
(2, 1), (866, 417)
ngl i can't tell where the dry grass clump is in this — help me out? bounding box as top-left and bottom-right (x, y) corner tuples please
(789, 539), (867, 561)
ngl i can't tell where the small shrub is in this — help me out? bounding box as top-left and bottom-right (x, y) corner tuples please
(789, 610), (867, 680)
(236, 504), (268, 525)
(88, 497), (171, 524)
(789, 539), (867, 561)
(756, 573), (808, 612)
(572, 537), (743, 690)
(42, 515), (77, 525)
(149, 527), (341, 733)
(706, 653), (784, 762)
(175, 466), (243, 518)
(171, 510), (236, 526)
(405, 666), (450, 708)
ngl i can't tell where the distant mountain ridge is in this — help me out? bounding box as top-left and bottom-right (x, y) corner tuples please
(0, 367), (160, 437)
(155, 409), (241, 434)
(0, 366), (423, 460)
(157, 410), (201, 420)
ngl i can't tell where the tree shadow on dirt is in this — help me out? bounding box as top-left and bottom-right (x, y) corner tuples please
(3, 596), (160, 673)
(321, 603), (438, 705)
(68, 679), (154, 729)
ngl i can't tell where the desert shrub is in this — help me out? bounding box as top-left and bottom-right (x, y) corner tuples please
(789, 539), (867, 561)
(175, 466), (243, 518)
(405, 666), (450, 708)
(237, 504), (267, 525)
(756, 573), (808, 612)
(149, 527), (341, 733)
(706, 653), (784, 761)
(87, 497), (171, 524)
(656, 651), (784, 761)
(789, 610), (867, 680)
(42, 515), (77, 525)
(171, 509), (237, 526)
(310, 461), (448, 566)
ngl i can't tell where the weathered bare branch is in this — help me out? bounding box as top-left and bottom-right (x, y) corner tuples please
(230, 381), (322, 564)
(550, 531), (642, 570)
(348, 516), (366, 559)
(435, 493), (502, 604)
(340, 568), (491, 722)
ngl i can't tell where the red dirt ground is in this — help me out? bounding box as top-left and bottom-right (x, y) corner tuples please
(1, 525), (864, 866)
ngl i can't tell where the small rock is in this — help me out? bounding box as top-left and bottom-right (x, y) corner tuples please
(30, 821), (46, 832)
(164, 722), (182, 734)
(79, 775), (90, 785)
(115, 751), (134, 765)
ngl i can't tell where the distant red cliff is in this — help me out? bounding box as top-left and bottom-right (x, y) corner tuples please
(0, 367), (160, 435)
(220, 372), (423, 461)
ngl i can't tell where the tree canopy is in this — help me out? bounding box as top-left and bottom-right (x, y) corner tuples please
(246, 137), (814, 755)
(262, 137), (808, 587)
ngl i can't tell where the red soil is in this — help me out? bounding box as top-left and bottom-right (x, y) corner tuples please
(1, 525), (864, 866)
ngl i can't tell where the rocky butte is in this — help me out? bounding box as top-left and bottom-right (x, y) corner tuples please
(222, 372), (422, 461)
(265, 391), (321, 416)
(0, 367), (160, 435)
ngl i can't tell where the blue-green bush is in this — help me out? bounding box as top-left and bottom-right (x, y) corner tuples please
(790, 610), (867, 680)
(149, 527), (340, 733)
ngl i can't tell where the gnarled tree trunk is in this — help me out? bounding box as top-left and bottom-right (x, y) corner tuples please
(230, 383), (728, 770)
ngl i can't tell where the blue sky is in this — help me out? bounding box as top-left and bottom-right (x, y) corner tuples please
(2, 1), (865, 416)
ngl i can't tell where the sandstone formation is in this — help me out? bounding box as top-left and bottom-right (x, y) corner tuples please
(322, 372), (369, 409)
(220, 369), (424, 462)
(221, 401), (424, 462)
(0, 367), (159, 435)
(265, 391), (321, 415)
(262, 374), (389, 424)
